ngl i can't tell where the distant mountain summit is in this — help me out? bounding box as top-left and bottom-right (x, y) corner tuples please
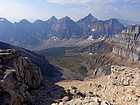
(77, 14), (125, 39)
(52, 16), (82, 39)
(77, 13), (98, 24)
(12, 19), (39, 46)
(0, 17), (13, 42)
(47, 16), (57, 22)
(0, 14), (125, 49)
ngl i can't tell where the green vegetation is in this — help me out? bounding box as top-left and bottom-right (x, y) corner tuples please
(37, 47), (76, 61)
(36, 47), (88, 76)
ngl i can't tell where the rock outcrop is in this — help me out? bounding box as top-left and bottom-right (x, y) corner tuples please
(98, 65), (140, 105)
(93, 65), (111, 77)
(52, 85), (115, 105)
(56, 65), (140, 105)
(0, 41), (61, 82)
(0, 49), (43, 105)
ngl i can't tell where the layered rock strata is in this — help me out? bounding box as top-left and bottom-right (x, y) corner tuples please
(112, 25), (140, 62)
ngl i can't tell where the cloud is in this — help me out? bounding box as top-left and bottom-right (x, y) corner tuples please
(46, 0), (140, 21)
(46, 0), (118, 5)
(46, 0), (91, 4)
(46, 0), (140, 4)
(0, 0), (139, 22)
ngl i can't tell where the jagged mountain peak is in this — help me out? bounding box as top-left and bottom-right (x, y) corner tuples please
(86, 13), (96, 19)
(58, 16), (75, 24)
(78, 13), (98, 23)
(47, 15), (57, 24)
(110, 18), (119, 21)
(48, 15), (57, 21)
(50, 15), (57, 20)
(18, 19), (32, 25)
(87, 13), (92, 17)
(0, 17), (12, 25)
(34, 19), (44, 23)
(0, 17), (7, 22)
(60, 16), (71, 21)
(64, 16), (70, 19)
(108, 18), (121, 23)
(105, 18), (125, 28)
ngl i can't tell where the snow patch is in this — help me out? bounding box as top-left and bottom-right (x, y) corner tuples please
(89, 53), (93, 56)
(99, 36), (106, 40)
(87, 35), (94, 41)
(0, 18), (5, 21)
(52, 36), (59, 41)
(92, 28), (96, 32)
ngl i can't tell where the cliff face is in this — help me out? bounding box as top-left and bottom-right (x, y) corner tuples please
(112, 44), (140, 62)
(112, 25), (140, 62)
(0, 49), (43, 105)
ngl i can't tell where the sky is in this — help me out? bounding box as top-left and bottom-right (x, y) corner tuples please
(0, 0), (140, 22)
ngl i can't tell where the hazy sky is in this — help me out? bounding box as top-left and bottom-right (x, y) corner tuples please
(0, 0), (140, 22)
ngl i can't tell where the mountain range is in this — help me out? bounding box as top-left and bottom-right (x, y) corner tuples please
(0, 14), (125, 49)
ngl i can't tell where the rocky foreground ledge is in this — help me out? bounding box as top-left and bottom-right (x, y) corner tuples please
(0, 49), (43, 104)
(56, 65), (140, 105)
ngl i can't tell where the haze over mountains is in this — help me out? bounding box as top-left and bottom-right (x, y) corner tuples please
(0, 14), (125, 49)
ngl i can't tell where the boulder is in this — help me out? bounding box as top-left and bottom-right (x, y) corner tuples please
(93, 65), (111, 77)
